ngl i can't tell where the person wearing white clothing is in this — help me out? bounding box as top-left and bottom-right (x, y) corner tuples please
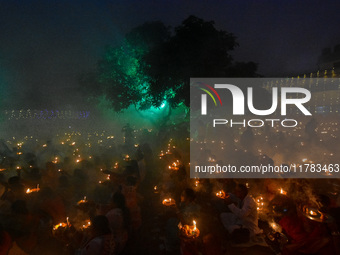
(220, 184), (262, 237)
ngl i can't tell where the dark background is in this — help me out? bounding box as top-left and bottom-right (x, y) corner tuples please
(0, 0), (339, 108)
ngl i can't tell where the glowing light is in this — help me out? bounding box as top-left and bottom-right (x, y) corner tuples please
(162, 198), (176, 206)
(53, 222), (68, 230)
(279, 188), (287, 195)
(216, 190), (226, 199)
(26, 184), (40, 194)
(160, 102), (166, 109)
(310, 210), (317, 216)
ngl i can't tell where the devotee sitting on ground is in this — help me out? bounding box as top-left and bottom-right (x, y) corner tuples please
(80, 215), (115, 255)
(163, 188), (201, 255)
(3, 176), (25, 203)
(0, 224), (11, 255)
(220, 184), (262, 241)
(38, 187), (66, 224)
(178, 188), (201, 225)
(278, 204), (336, 255)
(7, 200), (38, 253)
(121, 176), (141, 234)
(106, 192), (129, 254)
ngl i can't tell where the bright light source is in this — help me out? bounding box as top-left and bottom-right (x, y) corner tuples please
(160, 102), (166, 109)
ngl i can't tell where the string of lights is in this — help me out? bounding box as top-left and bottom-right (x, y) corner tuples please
(2, 109), (90, 120)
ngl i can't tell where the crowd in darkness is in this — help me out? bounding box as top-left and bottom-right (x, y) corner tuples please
(0, 122), (339, 255)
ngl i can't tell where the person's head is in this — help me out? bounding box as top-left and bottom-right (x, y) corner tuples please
(126, 176), (138, 187)
(8, 176), (21, 187)
(11, 200), (28, 215)
(91, 215), (111, 236)
(58, 175), (69, 187)
(46, 162), (56, 172)
(181, 188), (196, 203)
(234, 184), (248, 200)
(0, 173), (5, 183)
(30, 167), (40, 177)
(39, 187), (54, 200)
(111, 192), (126, 209)
(73, 169), (86, 180)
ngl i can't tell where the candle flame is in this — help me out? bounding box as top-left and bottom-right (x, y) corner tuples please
(270, 221), (282, 232)
(310, 210), (317, 216)
(162, 198), (175, 206)
(216, 190), (225, 199)
(279, 188), (287, 195)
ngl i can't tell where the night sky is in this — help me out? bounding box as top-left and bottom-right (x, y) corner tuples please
(0, 0), (339, 108)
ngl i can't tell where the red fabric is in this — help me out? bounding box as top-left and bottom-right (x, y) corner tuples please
(41, 195), (66, 223)
(0, 231), (12, 255)
(279, 215), (307, 243)
(180, 240), (200, 255)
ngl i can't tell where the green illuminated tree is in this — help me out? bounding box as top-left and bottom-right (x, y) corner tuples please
(81, 21), (170, 112)
(82, 16), (259, 114)
(97, 41), (152, 111)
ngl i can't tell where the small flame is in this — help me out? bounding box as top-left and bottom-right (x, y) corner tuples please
(162, 198), (175, 206)
(270, 221), (282, 232)
(279, 188), (287, 195)
(309, 210), (317, 216)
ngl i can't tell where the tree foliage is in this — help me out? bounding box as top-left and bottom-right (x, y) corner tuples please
(82, 16), (259, 112)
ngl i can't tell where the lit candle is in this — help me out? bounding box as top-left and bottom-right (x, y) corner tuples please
(81, 220), (91, 230)
(169, 161), (179, 170)
(309, 210), (317, 216)
(26, 185), (40, 194)
(279, 188), (287, 195)
(180, 220), (200, 238)
(53, 222), (68, 230)
(216, 190), (225, 199)
(256, 196), (264, 211)
(162, 198), (175, 206)
(53, 157), (58, 164)
(78, 196), (87, 204)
